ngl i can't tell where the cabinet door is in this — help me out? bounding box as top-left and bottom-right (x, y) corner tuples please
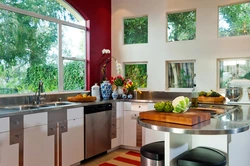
(123, 111), (138, 147)
(24, 125), (54, 166)
(111, 128), (121, 148)
(0, 131), (19, 166)
(24, 112), (54, 166)
(61, 117), (84, 166)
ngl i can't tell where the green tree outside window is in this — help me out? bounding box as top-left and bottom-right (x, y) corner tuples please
(124, 16), (148, 44)
(219, 2), (250, 37)
(124, 64), (147, 88)
(167, 10), (196, 42)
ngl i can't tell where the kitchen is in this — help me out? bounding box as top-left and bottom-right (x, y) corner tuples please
(0, 0), (250, 166)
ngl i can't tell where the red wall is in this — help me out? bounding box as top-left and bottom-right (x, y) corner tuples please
(66, 0), (111, 90)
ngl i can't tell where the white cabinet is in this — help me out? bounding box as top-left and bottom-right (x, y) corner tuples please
(23, 107), (84, 166)
(123, 102), (148, 147)
(122, 102), (165, 147)
(123, 110), (139, 147)
(24, 112), (54, 166)
(0, 117), (19, 166)
(111, 102), (123, 149)
(61, 107), (84, 166)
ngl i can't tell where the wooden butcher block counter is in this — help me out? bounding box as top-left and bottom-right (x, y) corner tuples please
(139, 108), (219, 126)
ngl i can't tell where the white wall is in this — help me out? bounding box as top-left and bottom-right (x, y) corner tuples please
(111, 0), (250, 92)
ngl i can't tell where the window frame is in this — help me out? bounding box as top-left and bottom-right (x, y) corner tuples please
(0, 2), (87, 94)
(123, 61), (148, 89)
(218, 2), (250, 38)
(166, 9), (197, 42)
(166, 60), (196, 91)
(217, 57), (250, 90)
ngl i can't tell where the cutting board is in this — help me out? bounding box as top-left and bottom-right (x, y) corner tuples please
(67, 96), (96, 102)
(139, 110), (210, 126)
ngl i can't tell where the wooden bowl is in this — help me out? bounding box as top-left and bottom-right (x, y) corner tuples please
(198, 96), (225, 104)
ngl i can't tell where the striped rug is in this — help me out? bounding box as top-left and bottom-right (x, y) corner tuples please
(98, 151), (141, 166)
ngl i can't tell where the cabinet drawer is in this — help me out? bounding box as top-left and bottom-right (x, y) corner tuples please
(131, 103), (148, 112)
(123, 102), (131, 110)
(24, 112), (47, 128)
(67, 107), (84, 120)
(0, 117), (9, 132)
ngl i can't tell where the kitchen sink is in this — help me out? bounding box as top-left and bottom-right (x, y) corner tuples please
(0, 102), (75, 112)
(39, 102), (74, 107)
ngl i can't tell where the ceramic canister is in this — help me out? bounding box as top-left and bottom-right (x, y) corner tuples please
(91, 83), (100, 101)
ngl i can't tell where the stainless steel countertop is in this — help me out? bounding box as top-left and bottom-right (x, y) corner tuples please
(0, 100), (114, 118)
(138, 105), (250, 135)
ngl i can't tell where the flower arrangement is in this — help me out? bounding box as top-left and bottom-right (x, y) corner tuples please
(110, 75), (125, 86)
(101, 48), (123, 81)
(124, 79), (136, 92)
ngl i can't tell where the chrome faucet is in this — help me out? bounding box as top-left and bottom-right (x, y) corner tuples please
(34, 80), (45, 104)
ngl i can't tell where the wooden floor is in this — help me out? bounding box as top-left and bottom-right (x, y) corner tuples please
(79, 148), (136, 166)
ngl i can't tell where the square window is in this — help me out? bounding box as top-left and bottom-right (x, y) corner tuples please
(218, 58), (250, 89)
(167, 10), (196, 42)
(124, 63), (147, 88)
(123, 16), (148, 44)
(167, 61), (195, 88)
(219, 2), (250, 37)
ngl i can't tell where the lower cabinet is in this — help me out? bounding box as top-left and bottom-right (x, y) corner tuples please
(61, 117), (84, 166)
(0, 131), (19, 166)
(24, 124), (54, 166)
(0, 117), (19, 166)
(23, 107), (84, 166)
(24, 112), (54, 166)
(123, 110), (140, 147)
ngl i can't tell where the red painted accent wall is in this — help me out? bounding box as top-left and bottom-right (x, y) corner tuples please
(66, 0), (111, 90)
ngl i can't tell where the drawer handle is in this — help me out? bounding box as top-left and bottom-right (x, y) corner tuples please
(138, 106), (141, 108)
(61, 126), (66, 129)
(15, 121), (19, 125)
(15, 135), (19, 138)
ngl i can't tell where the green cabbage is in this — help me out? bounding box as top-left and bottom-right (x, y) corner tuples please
(164, 101), (174, 112)
(172, 96), (190, 113)
(154, 101), (166, 112)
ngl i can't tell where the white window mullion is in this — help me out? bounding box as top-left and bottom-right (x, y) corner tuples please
(58, 23), (64, 91)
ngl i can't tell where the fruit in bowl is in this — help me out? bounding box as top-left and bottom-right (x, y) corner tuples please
(198, 90), (225, 103)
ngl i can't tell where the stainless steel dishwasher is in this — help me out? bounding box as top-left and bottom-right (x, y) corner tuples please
(84, 103), (112, 159)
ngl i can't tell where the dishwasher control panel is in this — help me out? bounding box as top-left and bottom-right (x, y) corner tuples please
(84, 103), (112, 114)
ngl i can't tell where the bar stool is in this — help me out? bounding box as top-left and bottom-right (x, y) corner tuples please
(140, 141), (164, 166)
(177, 146), (227, 166)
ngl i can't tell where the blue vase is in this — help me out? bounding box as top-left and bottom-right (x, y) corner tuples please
(112, 89), (118, 100)
(101, 81), (112, 100)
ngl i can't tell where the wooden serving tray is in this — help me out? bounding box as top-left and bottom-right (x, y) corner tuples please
(139, 110), (210, 126)
(198, 96), (225, 104)
(67, 96), (96, 102)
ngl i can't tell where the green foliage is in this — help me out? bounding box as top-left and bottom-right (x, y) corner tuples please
(124, 16), (148, 44)
(125, 64), (147, 88)
(24, 65), (58, 92)
(168, 62), (194, 88)
(219, 2), (250, 37)
(167, 10), (196, 42)
(64, 61), (85, 90)
(0, 1), (83, 94)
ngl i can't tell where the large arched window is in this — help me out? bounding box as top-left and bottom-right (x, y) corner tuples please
(0, 0), (86, 95)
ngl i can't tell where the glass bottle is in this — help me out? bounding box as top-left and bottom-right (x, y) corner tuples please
(191, 84), (199, 107)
